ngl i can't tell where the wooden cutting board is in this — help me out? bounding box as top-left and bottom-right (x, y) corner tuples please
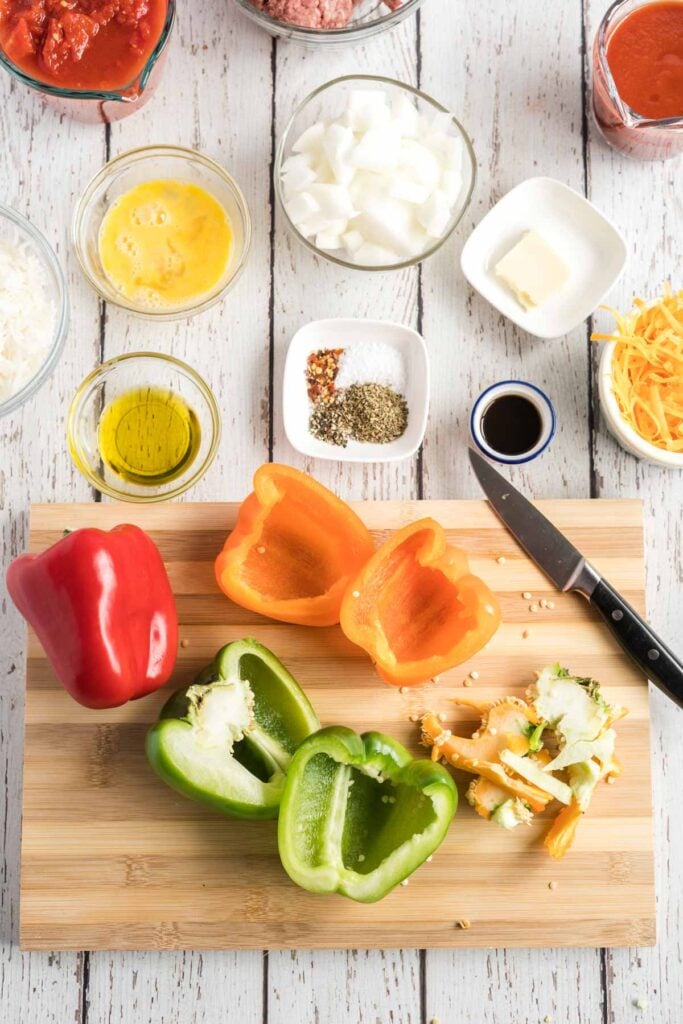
(20, 500), (655, 951)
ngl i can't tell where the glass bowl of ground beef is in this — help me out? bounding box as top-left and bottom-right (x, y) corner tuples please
(233, 0), (424, 44)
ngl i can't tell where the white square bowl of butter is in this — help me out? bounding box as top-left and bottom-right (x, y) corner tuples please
(460, 177), (628, 339)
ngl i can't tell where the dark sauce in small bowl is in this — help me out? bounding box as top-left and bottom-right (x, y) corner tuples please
(481, 393), (543, 457)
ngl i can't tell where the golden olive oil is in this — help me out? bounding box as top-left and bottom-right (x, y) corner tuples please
(98, 387), (201, 486)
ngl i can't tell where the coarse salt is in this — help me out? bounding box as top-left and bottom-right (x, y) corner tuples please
(334, 339), (406, 393)
(0, 238), (56, 403)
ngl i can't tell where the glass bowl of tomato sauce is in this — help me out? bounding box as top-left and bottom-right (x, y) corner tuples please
(0, 0), (176, 123)
(592, 0), (683, 160)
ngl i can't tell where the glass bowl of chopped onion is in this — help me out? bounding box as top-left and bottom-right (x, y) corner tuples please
(233, 0), (424, 46)
(0, 204), (69, 419)
(275, 75), (476, 272)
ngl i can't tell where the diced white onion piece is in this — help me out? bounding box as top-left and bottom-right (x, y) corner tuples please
(345, 89), (390, 132)
(426, 130), (463, 168)
(282, 162), (317, 194)
(398, 139), (441, 188)
(316, 231), (343, 251)
(354, 242), (399, 267)
(282, 152), (312, 174)
(440, 169), (463, 203)
(309, 157), (335, 185)
(342, 229), (365, 254)
(352, 125), (401, 173)
(322, 218), (349, 236)
(355, 196), (422, 257)
(292, 121), (326, 154)
(417, 189), (453, 238)
(285, 191), (320, 225)
(388, 177), (432, 205)
(308, 183), (356, 221)
(391, 92), (420, 139)
(323, 123), (356, 185)
(296, 213), (333, 238)
(349, 171), (387, 212)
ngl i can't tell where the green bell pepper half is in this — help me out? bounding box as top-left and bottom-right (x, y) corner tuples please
(277, 726), (457, 902)
(145, 638), (320, 820)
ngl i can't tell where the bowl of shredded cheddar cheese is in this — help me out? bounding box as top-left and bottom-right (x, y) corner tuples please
(594, 287), (683, 468)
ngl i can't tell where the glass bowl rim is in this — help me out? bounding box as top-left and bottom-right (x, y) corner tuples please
(0, 203), (69, 419)
(72, 143), (253, 321)
(0, 0), (176, 101)
(67, 350), (222, 502)
(233, 0), (423, 40)
(274, 74), (477, 272)
(595, 0), (683, 129)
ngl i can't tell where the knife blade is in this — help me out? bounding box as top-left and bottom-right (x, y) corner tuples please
(469, 447), (683, 708)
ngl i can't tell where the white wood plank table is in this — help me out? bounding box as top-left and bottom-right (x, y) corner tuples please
(1, 0), (681, 1020)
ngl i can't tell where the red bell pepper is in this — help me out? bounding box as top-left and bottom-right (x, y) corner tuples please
(7, 524), (178, 709)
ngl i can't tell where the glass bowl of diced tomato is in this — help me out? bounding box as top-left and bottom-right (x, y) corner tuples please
(0, 0), (176, 123)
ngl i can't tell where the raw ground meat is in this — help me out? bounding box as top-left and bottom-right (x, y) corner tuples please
(249, 0), (403, 30)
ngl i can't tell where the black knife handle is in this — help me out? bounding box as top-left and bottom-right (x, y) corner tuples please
(590, 578), (683, 709)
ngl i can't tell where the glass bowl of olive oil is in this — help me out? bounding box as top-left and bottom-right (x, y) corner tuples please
(67, 352), (221, 502)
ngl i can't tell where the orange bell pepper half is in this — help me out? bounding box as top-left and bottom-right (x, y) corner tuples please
(340, 518), (501, 686)
(215, 464), (375, 627)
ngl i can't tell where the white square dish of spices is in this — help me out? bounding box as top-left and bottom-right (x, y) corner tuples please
(283, 318), (429, 463)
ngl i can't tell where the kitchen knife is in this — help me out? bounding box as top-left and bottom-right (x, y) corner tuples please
(469, 447), (683, 709)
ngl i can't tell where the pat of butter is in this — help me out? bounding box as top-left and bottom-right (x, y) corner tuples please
(495, 230), (570, 311)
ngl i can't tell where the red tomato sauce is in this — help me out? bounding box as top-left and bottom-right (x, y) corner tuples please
(606, 1), (683, 119)
(0, 0), (168, 91)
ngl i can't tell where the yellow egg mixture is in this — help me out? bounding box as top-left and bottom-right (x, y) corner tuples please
(98, 179), (233, 310)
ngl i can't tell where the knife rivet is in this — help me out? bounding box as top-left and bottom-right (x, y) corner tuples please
(648, 649), (660, 661)
(611, 610), (624, 621)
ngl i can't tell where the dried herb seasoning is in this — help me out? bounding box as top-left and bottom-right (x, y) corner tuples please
(343, 383), (408, 443)
(309, 393), (349, 447)
(309, 383), (408, 447)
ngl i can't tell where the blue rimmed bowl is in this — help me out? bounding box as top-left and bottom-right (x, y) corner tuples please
(470, 380), (556, 465)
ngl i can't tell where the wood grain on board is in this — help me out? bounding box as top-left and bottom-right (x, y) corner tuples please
(20, 499), (654, 952)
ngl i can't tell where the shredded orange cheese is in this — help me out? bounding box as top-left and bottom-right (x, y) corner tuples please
(592, 287), (683, 452)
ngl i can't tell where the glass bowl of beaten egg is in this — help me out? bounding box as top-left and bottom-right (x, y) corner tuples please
(67, 352), (221, 502)
(72, 145), (251, 320)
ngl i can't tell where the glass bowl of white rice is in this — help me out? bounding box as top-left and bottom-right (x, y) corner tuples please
(0, 204), (69, 418)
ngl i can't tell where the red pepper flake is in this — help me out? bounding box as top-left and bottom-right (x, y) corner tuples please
(306, 348), (344, 403)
